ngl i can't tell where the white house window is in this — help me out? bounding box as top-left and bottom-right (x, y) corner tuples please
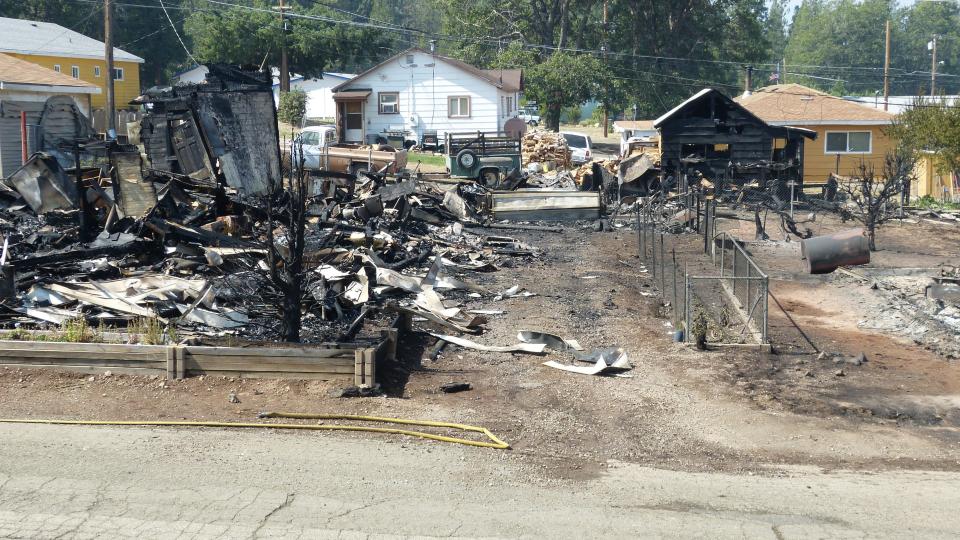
(71, 66), (79, 78)
(506, 96), (513, 116)
(53, 64), (61, 73)
(448, 96), (470, 118)
(825, 131), (871, 154)
(113, 67), (124, 81)
(94, 66), (101, 77)
(378, 92), (399, 114)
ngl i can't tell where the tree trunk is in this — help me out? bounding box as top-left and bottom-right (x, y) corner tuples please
(546, 103), (562, 132)
(866, 223), (877, 251)
(280, 281), (301, 342)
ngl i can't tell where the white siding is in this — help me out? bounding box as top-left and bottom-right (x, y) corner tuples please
(337, 53), (508, 143)
(173, 65), (208, 85)
(271, 74), (353, 121)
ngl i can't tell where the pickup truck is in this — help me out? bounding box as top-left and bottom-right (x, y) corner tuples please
(515, 106), (541, 126)
(296, 125), (408, 175)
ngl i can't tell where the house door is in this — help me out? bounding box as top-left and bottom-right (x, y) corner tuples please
(345, 102), (363, 143)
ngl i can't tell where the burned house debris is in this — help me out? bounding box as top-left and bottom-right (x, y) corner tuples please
(653, 88), (815, 199)
(136, 65), (282, 197)
(0, 64), (632, 386)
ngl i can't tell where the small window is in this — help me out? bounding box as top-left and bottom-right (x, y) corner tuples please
(406, 54), (414, 64)
(53, 64), (61, 73)
(94, 66), (101, 77)
(825, 131), (871, 154)
(71, 66), (79, 78)
(506, 96), (513, 117)
(378, 92), (398, 114)
(448, 96), (470, 118)
(113, 67), (124, 81)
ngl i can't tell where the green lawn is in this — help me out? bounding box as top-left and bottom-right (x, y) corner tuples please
(407, 151), (448, 171)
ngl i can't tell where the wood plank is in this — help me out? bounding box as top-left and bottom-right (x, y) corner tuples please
(4, 364), (164, 377)
(174, 346), (185, 380)
(0, 358), (165, 368)
(187, 370), (350, 381)
(166, 347), (175, 380)
(0, 349), (166, 361)
(0, 340), (169, 354)
(183, 346), (357, 358)
(186, 360), (356, 374)
(183, 354), (355, 368)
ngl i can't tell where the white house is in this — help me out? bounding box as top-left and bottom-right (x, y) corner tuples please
(271, 72), (354, 121)
(331, 47), (523, 146)
(171, 64), (209, 85)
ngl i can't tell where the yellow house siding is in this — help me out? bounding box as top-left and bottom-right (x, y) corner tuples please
(913, 154), (958, 201)
(6, 53), (139, 110)
(801, 124), (895, 184)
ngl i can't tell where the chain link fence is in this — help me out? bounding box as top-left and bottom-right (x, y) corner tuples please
(635, 196), (769, 346)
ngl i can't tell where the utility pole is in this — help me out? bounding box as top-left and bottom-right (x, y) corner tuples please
(275, 0), (291, 92)
(930, 34), (938, 97)
(104, 0), (115, 133)
(601, 0), (609, 138)
(883, 20), (890, 111)
(744, 65), (753, 96)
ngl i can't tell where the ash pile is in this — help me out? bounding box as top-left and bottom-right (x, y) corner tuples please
(0, 67), (538, 344)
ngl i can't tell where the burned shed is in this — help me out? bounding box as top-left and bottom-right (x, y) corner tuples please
(653, 88), (815, 193)
(136, 65), (281, 197)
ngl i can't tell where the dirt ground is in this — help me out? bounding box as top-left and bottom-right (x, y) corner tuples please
(2, 213), (960, 481)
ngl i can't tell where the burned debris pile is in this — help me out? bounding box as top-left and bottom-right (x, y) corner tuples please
(0, 67), (569, 349)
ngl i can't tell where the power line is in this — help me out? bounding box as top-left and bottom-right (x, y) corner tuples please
(159, 0), (197, 64)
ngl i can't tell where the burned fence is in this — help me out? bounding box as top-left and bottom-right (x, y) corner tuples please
(636, 197), (769, 347)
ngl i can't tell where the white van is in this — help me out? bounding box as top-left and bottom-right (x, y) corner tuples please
(560, 131), (593, 164)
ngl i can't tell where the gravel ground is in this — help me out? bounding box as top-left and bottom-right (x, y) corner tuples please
(2, 218), (960, 480)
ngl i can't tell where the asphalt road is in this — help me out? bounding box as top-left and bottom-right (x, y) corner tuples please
(1, 423), (959, 538)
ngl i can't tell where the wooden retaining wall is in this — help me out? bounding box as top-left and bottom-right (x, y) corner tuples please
(0, 329), (398, 386)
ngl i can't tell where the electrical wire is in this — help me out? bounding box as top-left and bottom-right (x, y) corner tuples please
(158, 0), (198, 64)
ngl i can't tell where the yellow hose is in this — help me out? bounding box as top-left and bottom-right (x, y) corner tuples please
(0, 412), (510, 450)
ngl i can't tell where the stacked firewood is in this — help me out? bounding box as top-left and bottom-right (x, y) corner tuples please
(522, 131), (572, 168)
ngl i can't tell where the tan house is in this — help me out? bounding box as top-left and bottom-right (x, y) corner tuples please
(737, 84), (895, 185)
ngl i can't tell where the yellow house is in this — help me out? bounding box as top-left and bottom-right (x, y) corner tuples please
(0, 17), (142, 111)
(914, 153), (958, 202)
(737, 84), (896, 185)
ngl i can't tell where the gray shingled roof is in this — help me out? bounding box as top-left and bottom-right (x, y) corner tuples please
(0, 17), (144, 63)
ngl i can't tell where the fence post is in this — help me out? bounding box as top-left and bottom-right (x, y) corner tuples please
(719, 233), (725, 278)
(651, 222), (657, 280)
(763, 277), (769, 344)
(672, 247), (678, 326)
(636, 203), (642, 260)
(659, 233), (665, 298)
(684, 271), (691, 342)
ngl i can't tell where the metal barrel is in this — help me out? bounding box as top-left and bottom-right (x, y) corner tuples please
(800, 228), (870, 274)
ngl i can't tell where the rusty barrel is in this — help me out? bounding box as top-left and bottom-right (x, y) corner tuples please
(800, 228), (870, 274)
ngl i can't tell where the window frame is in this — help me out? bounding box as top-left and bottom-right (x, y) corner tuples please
(448, 95), (471, 118)
(113, 67), (125, 81)
(94, 65), (101, 77)
(378, 92), (399, 114)
(53, 64), (61, 73)
(824, 130), (872, 154)
(71, 65), (79, 79)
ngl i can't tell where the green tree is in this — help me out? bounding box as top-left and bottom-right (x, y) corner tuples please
(278, 88), (307, 126)
(889, 98), (960, 183)
(525, 52), (606, 131)
(765, 0), (789, 62)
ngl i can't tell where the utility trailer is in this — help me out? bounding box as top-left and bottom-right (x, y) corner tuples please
(445, 132), (522, 187)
